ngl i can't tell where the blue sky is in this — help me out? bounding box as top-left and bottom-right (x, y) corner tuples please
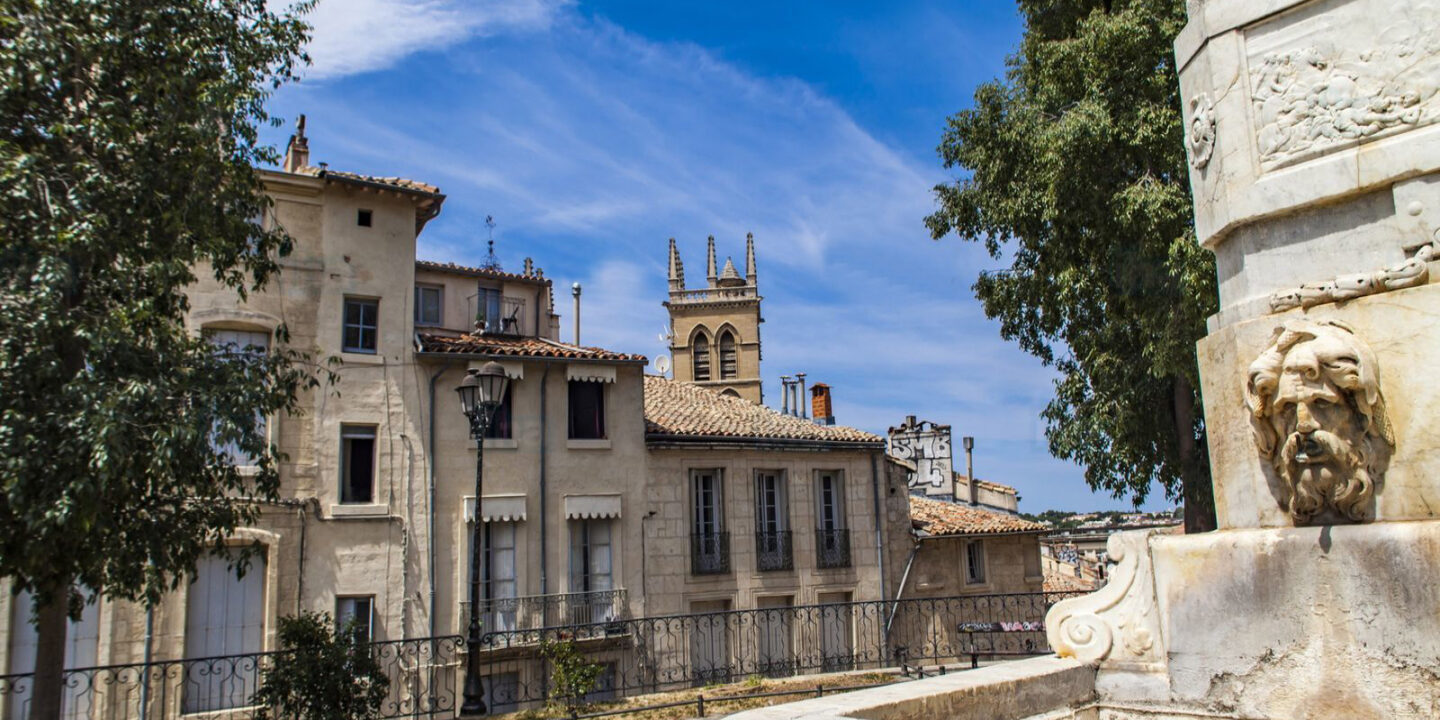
(265, 0), (1171, 513)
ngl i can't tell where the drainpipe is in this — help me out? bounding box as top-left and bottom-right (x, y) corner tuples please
(539, 363), (551, 608)
(427, 364), (451, 638)
(572, 283), (582, 346)
(870, 451), (888, 643)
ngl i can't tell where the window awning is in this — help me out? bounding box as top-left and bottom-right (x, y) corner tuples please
(470, 359), (524, 380)
(564, 494), (622, 519)
(566, 363), (615, 384)
(464, 494), (527, 523)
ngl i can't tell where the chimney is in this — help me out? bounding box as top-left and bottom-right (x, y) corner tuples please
(284, 114), (309, 173)
(524, 257), (534, 277)
(572, 283), (582, 346)
(796, 373), (808, 420)
(811, 384), (834, 425)
(963, 436), (976, 505)
(780, 375), (792, 415)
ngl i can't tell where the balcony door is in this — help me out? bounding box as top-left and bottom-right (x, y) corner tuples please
(754, 471), (790, 571)
(569, 519), (615, 623)
(483, 522), (518, 632)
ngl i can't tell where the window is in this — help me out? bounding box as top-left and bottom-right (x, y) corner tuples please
(485, 386), (512, 440)
(207, 329), (270, 466)
(8, 589), (100, 720)
(568, 381), (605, 439)
(341, 425), (377, 504)
(689, 600), (732, 686)
(718, 330), (737, 379)
(692, 333), (711, 381)
(184, 552), (266, 713)
(966, 540), (987, 585)
(815, 471), (850, 569)
(336, 596), (374, 643)
(691, 469), (728, 574)
(476, 287), (502, 333)
(415, 285), (443, 326)
(756, 596), (794, 677)
(482, 522), (518, 632)
(343, 298), (378, 353)
(357, 209), (372, 227)
(569, 519), (614, 622)
(754, 471), (791, 571)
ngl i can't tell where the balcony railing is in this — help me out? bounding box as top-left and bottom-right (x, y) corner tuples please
(460, 589), (627, 640)
(815, 528), (852, 569)
(755, 530), (793, 572)
(691, 531), (731, 575)
(470, 296), (527, 335)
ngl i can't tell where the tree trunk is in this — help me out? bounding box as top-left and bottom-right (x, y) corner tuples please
(30, 594), (69, 720)
(1173, 376), (1217, 533)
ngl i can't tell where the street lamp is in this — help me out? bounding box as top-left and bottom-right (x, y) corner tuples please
(456, 361), (510, 716)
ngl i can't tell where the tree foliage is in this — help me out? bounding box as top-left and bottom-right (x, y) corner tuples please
(0, 1), (316, 607)
(925, 0), (1217, 529)
(254, 612), (390, 720)
(541, 637), (604, 709)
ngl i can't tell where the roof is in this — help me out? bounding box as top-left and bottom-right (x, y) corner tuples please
(644, 376), (882, 445)
(293, 165), (442, 197)
(908, 495), (1048, 536)
(416, 332), (647, 362)
(885, 457), (1018, 495)
(415, 259), (549, 285)
(1043, 572), (1095, 594)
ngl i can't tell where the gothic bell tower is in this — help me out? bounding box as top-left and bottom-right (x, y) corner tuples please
(663, 234), (763, 403)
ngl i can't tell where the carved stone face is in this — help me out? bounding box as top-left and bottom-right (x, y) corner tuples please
(1245, 321), (1391, 524)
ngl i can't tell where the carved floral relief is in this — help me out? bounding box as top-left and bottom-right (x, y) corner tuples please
(1246, 0), (1440, 170)
(1188, 94), (1216, 169)
(1244, 320), (1393, 525)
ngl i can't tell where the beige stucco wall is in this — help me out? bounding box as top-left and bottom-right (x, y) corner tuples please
(642, 446), (902, 617)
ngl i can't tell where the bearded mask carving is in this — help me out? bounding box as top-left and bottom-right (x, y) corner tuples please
(1244, 320), (1393, 525)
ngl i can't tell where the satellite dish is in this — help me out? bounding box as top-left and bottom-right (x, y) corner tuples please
(654, 355), (671, 375)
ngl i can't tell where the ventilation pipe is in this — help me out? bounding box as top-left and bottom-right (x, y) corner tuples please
(571, 282), (582, 345)
(780, 375), (792, 415)
(964, 436), (976, 506)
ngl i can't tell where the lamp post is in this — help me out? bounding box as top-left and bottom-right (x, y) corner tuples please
(456, 362), (511, 716)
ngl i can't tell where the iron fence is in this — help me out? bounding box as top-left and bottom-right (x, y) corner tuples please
(0, 591), (1080, 719)
(690, 531), (731, 575)
(461, 589), (627, 640)
(754, 530), (793, 571)
(814, 529), (851, 569)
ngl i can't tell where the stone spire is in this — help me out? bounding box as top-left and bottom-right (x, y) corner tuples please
(706, 235), (718, 288)
(745, 232), (757, 285)
(667, 237), (685, 291)
(284, 114), (309, 173)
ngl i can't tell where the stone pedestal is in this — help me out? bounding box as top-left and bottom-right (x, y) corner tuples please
(1047, 1), (1440, 717)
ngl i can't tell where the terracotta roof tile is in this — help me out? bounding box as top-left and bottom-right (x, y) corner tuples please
(417, 332), (646, 362)
(644, 376), (882, 444)
(1043, 572), (1095, 594)
(295, 165), (442, 196)
(415, 259), (549, 284)
(908, 495), (1048, 536)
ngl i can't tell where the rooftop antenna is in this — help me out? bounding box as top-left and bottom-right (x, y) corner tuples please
(482, 215), (502, 271)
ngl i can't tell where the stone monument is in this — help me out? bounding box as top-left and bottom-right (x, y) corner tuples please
(1045, 0), (1440, 716)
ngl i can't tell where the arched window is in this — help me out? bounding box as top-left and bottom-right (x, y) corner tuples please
(718, 331), (738, 379)
(720, 388), (741, 399)
(692, 332), (711, 381)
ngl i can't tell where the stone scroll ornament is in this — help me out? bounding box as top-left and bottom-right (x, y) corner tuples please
(1046, 530), (1164, 667)
(1244, 320), (1394, 525)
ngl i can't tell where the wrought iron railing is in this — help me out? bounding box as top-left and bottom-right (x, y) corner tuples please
(755, 530), (793, 571)
(691, 531), (731, 575)
(815, 528), (851, 569)
(461, 589), (627, 641)
(0, 592), (1085, 719)
(0, 635), (462, 720)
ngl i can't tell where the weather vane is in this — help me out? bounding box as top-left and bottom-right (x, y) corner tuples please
(482, 215), (502, 271)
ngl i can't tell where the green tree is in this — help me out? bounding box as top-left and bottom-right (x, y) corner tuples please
(0, 2), (315, 715)
(541, 636), (604, 710)
(925, 0), (1218, 532)
(253, 612), (390, 720)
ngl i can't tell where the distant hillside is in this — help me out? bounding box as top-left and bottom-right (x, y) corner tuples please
(1020, 508), (1181, 530)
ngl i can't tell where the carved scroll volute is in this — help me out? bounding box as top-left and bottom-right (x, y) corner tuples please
(1047, 530), (1164, 666)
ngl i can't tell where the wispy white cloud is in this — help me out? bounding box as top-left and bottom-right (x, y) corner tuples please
(301, 0), (567, 80)
(264, 5), (1168, 511)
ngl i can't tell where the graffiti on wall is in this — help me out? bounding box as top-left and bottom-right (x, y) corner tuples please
(887, 417), (954, 498)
